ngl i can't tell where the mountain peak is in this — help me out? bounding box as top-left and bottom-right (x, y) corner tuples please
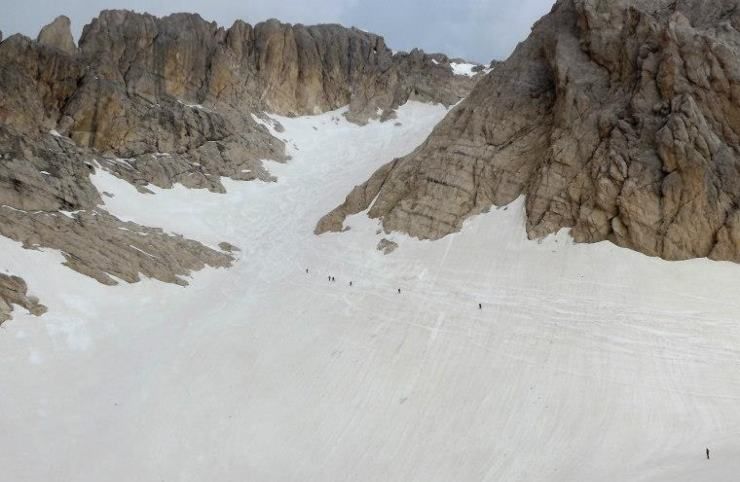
(37, 15), (75, 55)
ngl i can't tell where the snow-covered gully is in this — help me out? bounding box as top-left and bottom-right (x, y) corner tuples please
(2, 102), (739, 481)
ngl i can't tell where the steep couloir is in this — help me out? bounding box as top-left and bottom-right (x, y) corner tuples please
(0, 11), (483, 322)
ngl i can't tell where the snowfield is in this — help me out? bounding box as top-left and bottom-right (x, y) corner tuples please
(2, 102), (740, 481)
(451, 62), (480, 77)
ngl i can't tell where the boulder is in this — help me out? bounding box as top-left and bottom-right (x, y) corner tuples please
(0, 9), (478, 321)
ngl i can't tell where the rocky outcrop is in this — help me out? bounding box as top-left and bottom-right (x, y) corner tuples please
(37, 15), (76, 55)
(0, 207), (233, 286)
(0, 122), (233, 285)
(318, 0), (740, 264)
(1, 10), (480, 180)
(0, 10), (479, 322)
(2, 11), (480, 188)
(0, 274), (47, 325)
(70, 11), (476, 134)
(377, 238), (399, 255)
(0, 125), (99, 212)
(0, 121), (234, 323)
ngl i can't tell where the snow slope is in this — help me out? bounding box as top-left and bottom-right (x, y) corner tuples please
(451, 62), (480, 77)
(2, 102), (740, 481)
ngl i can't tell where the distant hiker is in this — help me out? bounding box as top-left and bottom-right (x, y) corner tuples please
(479, 303), (482, 310)
(328, 275), (331, 282)
(306, 268), (309, 274)
(398, 288), (401, 294)
(349, 281), (353, 287)
(706, 448), (710, 460)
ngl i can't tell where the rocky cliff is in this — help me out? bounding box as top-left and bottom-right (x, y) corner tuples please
(0, 11), (482, 322)
(318, 0), (740, 265)
(3, 11), (477, 152)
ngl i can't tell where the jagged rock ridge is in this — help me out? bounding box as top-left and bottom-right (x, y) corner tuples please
(318, 0), (740, 264)
(0, 11), (481, 322)
(37, 15), (76, 55)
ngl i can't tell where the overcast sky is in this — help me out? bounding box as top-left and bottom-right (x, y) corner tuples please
(0, 0), (554, 63)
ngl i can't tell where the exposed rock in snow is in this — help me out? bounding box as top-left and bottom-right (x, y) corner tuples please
(377, 238), (399, 254)
(0, 11), (478, 315)
(0, 273), (46, 324)
(0, 206), (233, 286)
(2, 100), (740, 481)
(319, 0), (740, 264)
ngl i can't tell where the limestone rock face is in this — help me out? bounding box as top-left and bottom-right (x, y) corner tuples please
(0, 274), (47, 325)
(73, 11), (475, 129)
(0, 11), (476, 322)
(0, 34), (82, 135)
(319, 0), (740, 264)
(0, 125), (99, 212)
(1, 11), (476, 189)
(37, 15), (76, 55)
(0, 207), (233, 286)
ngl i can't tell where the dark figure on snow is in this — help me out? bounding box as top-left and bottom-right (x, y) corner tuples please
(398, 288), (401, 294)
(349, 281), (353, 287)
(706, 448), (710, 460)
(479, 303), (482, 310)
(328, 276), (331, 282)
(306, 268), (309, 274)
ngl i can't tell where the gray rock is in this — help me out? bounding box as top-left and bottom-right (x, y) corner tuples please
(218, 242), (240, 253)
(37, 15), (76, 55)
(0, 274), (46, 325)
(0, 9), (477, 324)
(319, 0), (740, 265)
(1, 11), (476, 188)
(72, 11), (475, 128)
(0, 207), (233, 287)
(377, 238), (398, 255)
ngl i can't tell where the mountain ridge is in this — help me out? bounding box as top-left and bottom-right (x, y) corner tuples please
(0, 11), (485, 323)
(318, 0), (740, 265)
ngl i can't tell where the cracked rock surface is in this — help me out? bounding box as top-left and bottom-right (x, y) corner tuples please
(0, 12), (479, 322)
(0, 274), (47, 325)
(319, 0), (740, 264)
